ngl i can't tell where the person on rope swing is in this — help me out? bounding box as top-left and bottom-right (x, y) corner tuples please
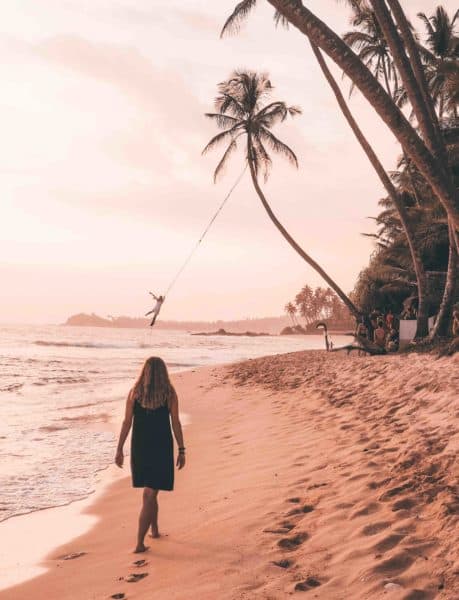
(145, 292), (165, 327)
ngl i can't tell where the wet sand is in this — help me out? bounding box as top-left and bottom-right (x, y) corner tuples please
(2, 350), (458, 599)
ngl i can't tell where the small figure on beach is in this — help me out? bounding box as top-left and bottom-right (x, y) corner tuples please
(373, 319), (386, 349)
(386, 328), (399, 353)
(145, 292), (165, 327)
(356, 319), (368, 339)
(115, 356), (186, 553)
(385, 309), (394, 330)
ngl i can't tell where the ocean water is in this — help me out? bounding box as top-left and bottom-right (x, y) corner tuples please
(0, 325), (348, 522)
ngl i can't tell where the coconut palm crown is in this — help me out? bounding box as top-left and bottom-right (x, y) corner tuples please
(417, 6), (459, 120)
(202, 70), (301, 182)
(343, 0), (398, 96)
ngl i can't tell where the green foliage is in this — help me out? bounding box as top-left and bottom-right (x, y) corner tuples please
(290, 285), (351, 325)
(343, 3), (458, 315)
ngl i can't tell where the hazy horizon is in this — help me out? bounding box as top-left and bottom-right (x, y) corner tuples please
(1, 0), (452, 324)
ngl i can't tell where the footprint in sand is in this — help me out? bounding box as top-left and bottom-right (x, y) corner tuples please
(361, 521), (391, 536)
(379, 482), (413, 501)
(348, 473), (369, 482)
(272, 559), (293, 569)
(402, 590), (434, 600)
(307, 482), (328, 490)
(280, 521), (296, 531)
(278, 532), (308, 550)
(111, 594), (126, 599)
(373, 533), (406, 553)
(367, 478), (392, 490)
(336, 502), (354, 509)
(294, 577), (321, 591)
(351, 502), (380, 518)
(373, 552), (414, 576)
(124, 573), (149, 583)
(132, 559), (149, 567)
(286, 504), (314, 517)
(60, 551), (87, 560)
(392, 497), (416, 512)
(264, 526), (294, 535)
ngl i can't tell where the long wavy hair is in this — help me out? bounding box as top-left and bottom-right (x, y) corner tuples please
(131, 357), (175, 410)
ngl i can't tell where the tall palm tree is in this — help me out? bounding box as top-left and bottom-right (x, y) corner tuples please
(203, 70), (360, 317)
(294, 284), (314, 324)
(310, 42), (429, 337)
(336, 4), (430, 336)
(372, 0), (459, 339)
(417, 6), (459, 121)
(222, 0), (459, 233)
(284, 301), (297, 325)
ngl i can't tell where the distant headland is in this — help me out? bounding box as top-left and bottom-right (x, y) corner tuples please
(63, 313), (353, 335)
(63, 313), (290, 334)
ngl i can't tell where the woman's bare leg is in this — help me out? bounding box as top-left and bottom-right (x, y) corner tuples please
(135, 488), (158, 552)
(150, 492), (160, 538)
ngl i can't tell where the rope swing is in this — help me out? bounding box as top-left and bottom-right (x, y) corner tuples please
(145, 165), (248, 326)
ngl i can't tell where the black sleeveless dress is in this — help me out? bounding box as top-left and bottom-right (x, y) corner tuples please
(131, 401), (174, 491)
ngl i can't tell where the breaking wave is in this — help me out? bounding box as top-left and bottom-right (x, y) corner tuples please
(34, 340), (139, 349)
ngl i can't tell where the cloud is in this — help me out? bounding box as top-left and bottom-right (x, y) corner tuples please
(36, 35), (205, 132)
(58, 1), (221, 34)
(33, 34), (210, 182)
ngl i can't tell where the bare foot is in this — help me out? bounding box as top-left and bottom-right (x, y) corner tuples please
(149, 531), (161, 539)
(133, 543), (149, 553)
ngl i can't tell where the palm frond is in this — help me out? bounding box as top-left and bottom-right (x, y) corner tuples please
(221, 0), (257, 37)
(213, 137), (240, 182)
(274, 10), (289, 29)
(204, 113), (240, 129)
(259, 127), (298, 167)
(202, 124), (242, 155)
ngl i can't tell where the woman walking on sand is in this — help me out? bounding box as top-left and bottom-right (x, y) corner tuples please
(115, 356), (186, 553)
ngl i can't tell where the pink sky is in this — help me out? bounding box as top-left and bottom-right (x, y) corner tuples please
(1, 0), (452, 324)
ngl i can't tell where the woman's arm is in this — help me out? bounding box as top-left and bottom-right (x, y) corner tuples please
(169, 389), (186, 470)
(115, 390), (135, 468)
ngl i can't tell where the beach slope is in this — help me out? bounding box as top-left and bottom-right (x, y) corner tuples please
(3, 351), (458, 599)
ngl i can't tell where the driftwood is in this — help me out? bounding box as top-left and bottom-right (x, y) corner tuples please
(316, 321), (387, 355)
(331, 335), (387, 356)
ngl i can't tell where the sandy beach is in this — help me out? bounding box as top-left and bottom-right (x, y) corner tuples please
(2, 350), (458, 600)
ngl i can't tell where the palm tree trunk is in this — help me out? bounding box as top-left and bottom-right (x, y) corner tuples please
(246, 137), (360, 318)
(369, 0), (458, 253)
(430, 222), (458, 339)
(372, 0), (458, 326)
(310, 42), (429, 338)
(403, 152), (422, 207)
(266, 0), (459, 232)
(383, 2), (440, 126)
(370, 1), (441, 156)
(385, 0), (441, 133)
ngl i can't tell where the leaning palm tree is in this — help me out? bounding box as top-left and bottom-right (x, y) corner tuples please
(336, 6), (430, 337)
(203, 70), (360, 317)
(221, 0), (459, 233)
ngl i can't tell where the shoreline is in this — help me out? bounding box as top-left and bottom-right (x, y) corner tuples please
(2, 351), (458, 599)
(0, 381), (192, 592)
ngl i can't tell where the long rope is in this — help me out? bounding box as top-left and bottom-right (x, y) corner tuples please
(163, 165), (248, 296)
